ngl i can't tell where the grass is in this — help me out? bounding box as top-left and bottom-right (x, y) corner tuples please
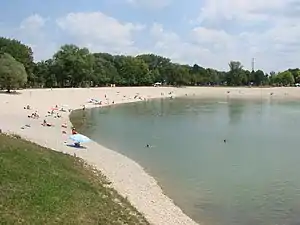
(0, 133), (150, 225)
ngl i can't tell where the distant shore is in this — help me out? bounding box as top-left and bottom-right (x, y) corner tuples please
(1, 87), (300, 225)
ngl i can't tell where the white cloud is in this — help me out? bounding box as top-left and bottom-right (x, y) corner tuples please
(0, 14), (57, 61)
(191, 27), (231, 45)
(20, 14), (46, 31)
(149, 23), (215, 67)
(56, 12), (145, 54)
(3, 1), (300, 72)
(17, 14), (58, 61)
(148, 23), (243, 69)
(195, 0), (290, 24)
(126, 0), (171, 9)
(147, 18), (300, 72)
(150, 23), (180, 43)
(182, 0), (300, 72)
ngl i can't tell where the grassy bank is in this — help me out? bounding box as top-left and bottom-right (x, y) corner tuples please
(0, 133), (150, 225)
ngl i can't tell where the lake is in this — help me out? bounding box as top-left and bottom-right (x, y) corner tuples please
(71, 97), (300, 225)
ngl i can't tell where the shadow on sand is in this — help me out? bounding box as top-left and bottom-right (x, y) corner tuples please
(66, 144), (87, 149)
(0, 90), (22, 95)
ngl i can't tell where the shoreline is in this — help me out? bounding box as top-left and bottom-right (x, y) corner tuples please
(2, 87), (300, 225)
(0, 87), (198, 225)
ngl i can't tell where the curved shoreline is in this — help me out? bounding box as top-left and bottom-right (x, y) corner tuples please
(0, 87), (198, 225)
(68, 96), (199, 225)
(2, 87), (300, 225)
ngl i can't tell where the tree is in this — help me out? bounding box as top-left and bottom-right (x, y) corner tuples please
(92, 55), (114, 86)
(170, 64), (190, 86)
(0, 37), (34, 86)
(268, 71), (276, 86)
(189, 64), (208, 85)
(253, 70), (265, 86)
(227, 61), (246, 86)
(52, 44), (94, 87)
(33, 59), (57, 88)
(137, 54), (171, 83)
(4, 36), (300, 89)
(0, 53), (27, 92)
(205, 68), (220, 85)
(113, 56), (150, 86)
(228, 61), (243, 71)
(288, 68), (300, 84)
(276, 71), (294, 86)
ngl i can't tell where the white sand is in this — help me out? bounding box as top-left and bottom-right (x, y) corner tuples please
(1, 86), (300, 225)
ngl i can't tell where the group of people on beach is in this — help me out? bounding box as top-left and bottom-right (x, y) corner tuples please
(25, 105), (40, 119)
(23, 91), (152, 148)
(24, 103), (67, 128)
(28, 111), (39, 119)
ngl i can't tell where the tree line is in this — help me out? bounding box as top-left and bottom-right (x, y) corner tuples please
(0, 37), (298, 92)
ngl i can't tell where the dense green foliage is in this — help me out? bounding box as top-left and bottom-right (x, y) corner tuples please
(0, 133), (149, 225)
(0, 52), (27, 92)
(0, 37), (299, 88)
(0, 37), (34, 84)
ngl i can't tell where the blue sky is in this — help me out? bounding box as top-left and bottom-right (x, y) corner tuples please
(0, 0), (299, 72)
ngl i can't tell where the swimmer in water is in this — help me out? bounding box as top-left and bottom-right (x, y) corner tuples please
(146, 144), (150, 148)
(224, 139), (227, 143)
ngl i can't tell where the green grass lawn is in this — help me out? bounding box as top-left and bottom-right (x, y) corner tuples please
(0, 133), (150, 225)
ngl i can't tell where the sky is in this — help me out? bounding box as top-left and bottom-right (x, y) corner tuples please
(1, 0), (300, 72)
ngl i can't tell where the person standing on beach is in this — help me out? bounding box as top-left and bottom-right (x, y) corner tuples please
(72, 127), (77, 134)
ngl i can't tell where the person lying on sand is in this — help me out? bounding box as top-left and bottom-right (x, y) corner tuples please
(21, 124), (31, 129)
(41, 119), (53, 127)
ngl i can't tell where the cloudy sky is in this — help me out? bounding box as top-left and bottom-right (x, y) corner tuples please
(1, 0), (299, 72)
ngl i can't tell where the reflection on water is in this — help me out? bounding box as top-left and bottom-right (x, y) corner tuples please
(71, 97), (300, 225)
(228, 101), (245, 124)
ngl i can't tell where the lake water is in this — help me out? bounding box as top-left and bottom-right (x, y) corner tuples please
(71, 97), (300, 225)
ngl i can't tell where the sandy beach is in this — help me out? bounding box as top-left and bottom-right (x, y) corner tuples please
(1, 86), (300, 225)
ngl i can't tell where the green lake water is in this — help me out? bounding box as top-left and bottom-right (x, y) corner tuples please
(71, 97), (300, 225)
